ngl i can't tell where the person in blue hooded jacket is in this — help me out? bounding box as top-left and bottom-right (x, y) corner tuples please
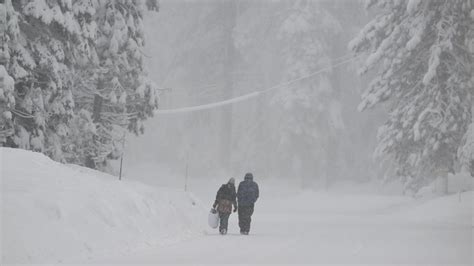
(237, 172), (259, 235)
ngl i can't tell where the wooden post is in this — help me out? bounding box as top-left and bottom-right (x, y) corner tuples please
(119, 132), (126, 181)
(119, 155), (123, 181)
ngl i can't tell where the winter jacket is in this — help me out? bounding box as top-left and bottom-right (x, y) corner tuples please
(237, 173), (259, 207)
(214, 183), (237, 214)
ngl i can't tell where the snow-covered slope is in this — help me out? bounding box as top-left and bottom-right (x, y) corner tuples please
(2, 148), (472, 265)
(1, 148), (205, 264)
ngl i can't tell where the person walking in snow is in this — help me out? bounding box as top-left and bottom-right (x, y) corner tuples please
(212, 177), (237, 235)
(237, 173), (259, 235)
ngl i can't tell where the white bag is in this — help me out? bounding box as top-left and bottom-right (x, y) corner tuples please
(208, 208), (219, 229)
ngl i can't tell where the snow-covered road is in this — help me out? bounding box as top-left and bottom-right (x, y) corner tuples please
(3, 149), (471, 265)
(99, 191), (472, 265)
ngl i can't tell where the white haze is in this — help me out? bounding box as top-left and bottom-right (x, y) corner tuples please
(123, 0), (387, 190)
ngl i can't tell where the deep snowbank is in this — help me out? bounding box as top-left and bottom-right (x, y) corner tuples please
(1, 148), (205, 264)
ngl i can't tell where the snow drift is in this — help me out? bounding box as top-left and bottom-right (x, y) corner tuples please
(1, 148), (205, 264)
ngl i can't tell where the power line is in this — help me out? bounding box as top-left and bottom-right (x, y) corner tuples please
(261, 54), (361, 94)
(154, 53), (362, 115)
(155, 91), (261, 114)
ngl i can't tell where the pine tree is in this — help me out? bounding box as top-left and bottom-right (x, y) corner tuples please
(350, 0), (473, 191)
(71, 0), (159, 170)
(234, 1), (344, 186)
(0, 1), (16, 143)
(1, 0), (159, 171)
(1, 0), (96, 161)
(458, 105), (474, 176)
(230, 0), (369, 184)
(267, 0), (344, 187)
(0, 64), (15, 143)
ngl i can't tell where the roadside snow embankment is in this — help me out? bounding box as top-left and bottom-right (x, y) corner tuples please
(265, 184), (472, 227)
(388, 190), (473, 226)
(1, 148), (205, 264)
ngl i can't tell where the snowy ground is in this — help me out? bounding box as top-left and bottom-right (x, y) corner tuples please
(1, 148), (205, 264)
(102, 191), (472, 265)
(2, 149), (473, 265)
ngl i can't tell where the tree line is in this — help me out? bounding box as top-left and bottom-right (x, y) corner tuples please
(0, 0), (158, 171)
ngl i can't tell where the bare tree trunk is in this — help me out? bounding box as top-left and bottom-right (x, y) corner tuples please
(92, 94), (103, 123)
(470, 104), (474, 177)
(87, 79), (104, 169)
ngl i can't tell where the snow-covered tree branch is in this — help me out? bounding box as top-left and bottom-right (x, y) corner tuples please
(0, 0), (159, 171)
(351, 0), (473, 191)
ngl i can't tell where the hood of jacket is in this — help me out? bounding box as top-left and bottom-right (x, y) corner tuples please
(244, 172), (253, 181)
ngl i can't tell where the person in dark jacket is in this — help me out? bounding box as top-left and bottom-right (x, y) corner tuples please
(212, 177), (237, 235)
(237, 173), (259, 235)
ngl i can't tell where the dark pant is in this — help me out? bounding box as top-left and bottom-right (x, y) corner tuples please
(219, 212), (230, 232)
(238, 205), (254, 233)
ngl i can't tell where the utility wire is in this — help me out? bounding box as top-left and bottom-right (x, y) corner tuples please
(154, 53), (362, 115)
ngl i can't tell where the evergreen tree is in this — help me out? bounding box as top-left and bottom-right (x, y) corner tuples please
(72, 0), (159, 169)
(1, 0), (159, 171)
(350, 0), (473, 191)
(272, 0), (345, 187)
(458, 105), (474, 176)
(1, 0), (96, 161)
(0, 64), (15, 143)
(231, 0), (347, 186)
(0, 1), (16, 144)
